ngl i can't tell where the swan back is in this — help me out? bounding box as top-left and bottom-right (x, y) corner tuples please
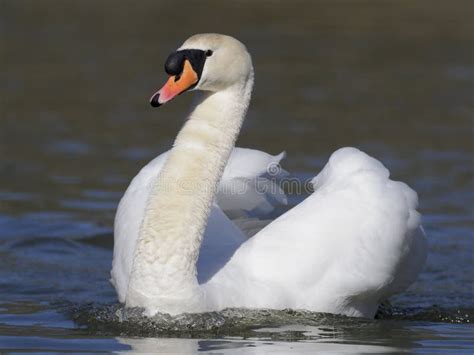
(207, 147), (426, 317)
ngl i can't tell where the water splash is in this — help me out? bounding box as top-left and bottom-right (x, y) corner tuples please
(68, 302), (472, 338)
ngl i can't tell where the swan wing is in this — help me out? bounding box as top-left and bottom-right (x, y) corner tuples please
(217, 148), (287, 216)
(206, 147), (427, 318)
(111, 147), (287, 302)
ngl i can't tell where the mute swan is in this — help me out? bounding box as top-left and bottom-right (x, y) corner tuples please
(111, 33), (427, 318)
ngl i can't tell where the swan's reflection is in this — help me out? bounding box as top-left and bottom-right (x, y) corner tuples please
(117, 325), (400, 354)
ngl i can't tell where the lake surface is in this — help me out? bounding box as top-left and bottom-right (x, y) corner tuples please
(1, 0), (473, 353)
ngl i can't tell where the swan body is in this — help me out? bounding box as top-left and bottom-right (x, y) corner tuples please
(111, 33), (427, 318)
(112, 148), (287, 301)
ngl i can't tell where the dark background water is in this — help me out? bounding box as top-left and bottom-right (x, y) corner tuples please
(1, 0), (473, 353)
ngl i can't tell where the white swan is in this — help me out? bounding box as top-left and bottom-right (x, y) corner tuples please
(111, 33), (427, 318)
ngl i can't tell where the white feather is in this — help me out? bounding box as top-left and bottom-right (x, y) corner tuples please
(204, 147), (427, 318)
(111, 33), (427, 318)
(111, 148), (286, 302)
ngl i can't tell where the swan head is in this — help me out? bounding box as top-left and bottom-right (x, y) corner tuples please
(150, 33), (253, 107)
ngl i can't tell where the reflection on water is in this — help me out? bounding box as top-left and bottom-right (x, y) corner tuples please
(0, 0), (473, 353)
(117, 333), (401, 354)
(1, 302), (473, 353)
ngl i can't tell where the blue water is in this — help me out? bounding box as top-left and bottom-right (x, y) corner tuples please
(1, 0), (473, 353)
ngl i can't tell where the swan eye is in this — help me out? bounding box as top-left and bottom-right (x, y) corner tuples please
(206, 50), (213, 57)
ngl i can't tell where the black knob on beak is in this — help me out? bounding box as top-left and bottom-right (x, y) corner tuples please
(164, 51), (186, 76)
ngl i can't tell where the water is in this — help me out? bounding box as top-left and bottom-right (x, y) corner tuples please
(1, 0), (473, 353)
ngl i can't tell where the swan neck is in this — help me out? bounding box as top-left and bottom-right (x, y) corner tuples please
(126, 78), (253, 313)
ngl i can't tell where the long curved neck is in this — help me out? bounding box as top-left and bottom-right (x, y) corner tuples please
(126, 77), (253, 314)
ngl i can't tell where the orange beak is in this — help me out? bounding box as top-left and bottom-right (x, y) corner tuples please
(150, 59), (199, 107)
